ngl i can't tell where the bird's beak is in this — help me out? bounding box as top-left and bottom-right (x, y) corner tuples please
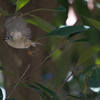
(3, 38), (6, 41)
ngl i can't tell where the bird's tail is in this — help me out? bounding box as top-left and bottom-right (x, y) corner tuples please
(31, 42), (45, 47)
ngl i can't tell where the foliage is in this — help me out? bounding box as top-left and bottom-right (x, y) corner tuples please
(1, 0), (100, 100)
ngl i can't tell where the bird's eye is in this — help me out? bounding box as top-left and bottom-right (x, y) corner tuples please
(5, 35), (12, 40)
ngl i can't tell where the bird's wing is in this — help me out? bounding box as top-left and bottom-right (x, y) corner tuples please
(5, 16), (32, 38)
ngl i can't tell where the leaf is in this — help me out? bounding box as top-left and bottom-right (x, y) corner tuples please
(70, 38), (91, 43)
(25, 6), (66, 15)
(79, 64), (97, 94)
(0, 66), (5, 70)
(0, 66), (13, 77)
(0, 7), (9, 16)
(27, 85), (46, 100)
(67, 95), (83, 100)
(2, 70), (13, 77)
(76, 45), (100, 67)
(28, 14), (56, 32)
(25, 18), (52, 32)
(83, 16), (100, 31)
(16, 0), (30, 13)
(32, 81), (60, 100)
(42, 25), (92, 38)
(89, 67), (100, 88)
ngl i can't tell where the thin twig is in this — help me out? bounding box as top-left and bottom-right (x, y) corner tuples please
(56, 70), (82, 94)
(22, 41), (64, 81)
(91, 91), (93, 100)
(56, 72), (73, 94)
(7, 64), (30, 99)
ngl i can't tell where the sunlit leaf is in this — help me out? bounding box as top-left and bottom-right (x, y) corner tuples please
(32, 81), (60, 100)
(25, 18), (52, 32)
(79, 65), (97, 95)
(76, 45), (100, 67)
(70, 38), (91, 43)
(42, 25), (92, 38)
(67, 95), (83, 100)
(16, 0), (30, 13)
(83, 16), (100, 31)
(28, 14), (56, 32)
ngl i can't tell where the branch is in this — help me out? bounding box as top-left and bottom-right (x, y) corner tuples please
(7, 64), (30, 99)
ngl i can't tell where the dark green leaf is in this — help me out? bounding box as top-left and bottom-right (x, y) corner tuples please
(42, 25), (92, 38)
(70, 38), (91, 43)
(32, 81), (60, 100)
(3, 70), (13, 77)
(83, 16), (100, 31)
(0, 66), (5, 70)
(89, 67), (100, 88)
(28, 14), (56, 32)
(76, 45), (100, 67)
(79, 65), (97, 94)
(16, 0), (30, 13)
(0, 7), (9, 16)
(67, 95), (83, 100)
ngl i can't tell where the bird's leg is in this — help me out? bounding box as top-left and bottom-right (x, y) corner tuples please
(28, 47), (35, 56)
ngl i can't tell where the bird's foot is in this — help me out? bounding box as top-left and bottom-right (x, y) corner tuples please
(28, 51), (35, 56)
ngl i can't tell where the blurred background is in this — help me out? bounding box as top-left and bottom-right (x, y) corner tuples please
(0, 0), (100, 100)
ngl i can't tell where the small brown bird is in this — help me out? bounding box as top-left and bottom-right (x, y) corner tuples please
(4, 15), (43, 49)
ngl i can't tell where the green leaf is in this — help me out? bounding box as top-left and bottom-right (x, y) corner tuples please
(0, 66), (13, 77)
(32, 81), (60, 100)
(42, 25), (92, 38)
(89, 67), (100, 88)
(67, 95), (83, 100)
(3, 70), (13, 77)
(0, 66), (5, 70)
(76, 45), (100, 67)
(0, 7), (9, 16)
(70, 38), (91, 43)
(25, 18), (52, 32)
(27, 85), (46, 100)
(28, 14), (56, 32)
(83, 16), (100, 31)
(16, 0), (30, 13)
(79, 64), (97, 94)
(24, 6), (66, 15)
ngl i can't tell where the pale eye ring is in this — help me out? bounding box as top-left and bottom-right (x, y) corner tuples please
(5, 35), (12, 40)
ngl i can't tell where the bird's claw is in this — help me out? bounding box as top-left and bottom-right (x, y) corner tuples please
(28, 51), (35, 56)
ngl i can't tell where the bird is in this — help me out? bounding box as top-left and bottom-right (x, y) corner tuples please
(4, 15), (43, 49)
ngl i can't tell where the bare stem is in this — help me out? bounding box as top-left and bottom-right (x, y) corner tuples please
(7, 64), (30, 99)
